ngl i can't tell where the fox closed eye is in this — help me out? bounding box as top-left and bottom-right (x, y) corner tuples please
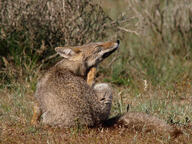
(94, 46), (102, 53)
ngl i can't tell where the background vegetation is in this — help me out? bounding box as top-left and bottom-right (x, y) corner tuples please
(0, 0), (192, 143)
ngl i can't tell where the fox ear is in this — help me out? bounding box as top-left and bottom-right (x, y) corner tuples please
(55, 47), (80, 59)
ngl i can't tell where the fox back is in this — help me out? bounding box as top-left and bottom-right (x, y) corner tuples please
(34, 41), (119, 127)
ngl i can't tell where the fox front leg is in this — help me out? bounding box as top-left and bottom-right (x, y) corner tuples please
(31, 102), (42, 126)
(87, 67), (97, 87)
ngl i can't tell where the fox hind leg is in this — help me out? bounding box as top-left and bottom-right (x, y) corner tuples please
(94, 83), (113, 120)
(31, 102), (42, 125)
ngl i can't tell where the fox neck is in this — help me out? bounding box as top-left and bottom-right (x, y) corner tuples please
(55, 59), (88, 78)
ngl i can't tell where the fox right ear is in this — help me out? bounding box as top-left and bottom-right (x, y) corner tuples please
(55, 47), (80, 59)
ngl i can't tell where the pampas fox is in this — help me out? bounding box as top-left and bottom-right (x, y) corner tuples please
(31, 40), (180, 137)
(31, 40), (119, 127)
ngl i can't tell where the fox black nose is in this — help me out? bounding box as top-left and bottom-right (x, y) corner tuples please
(117, 40), (120, 45)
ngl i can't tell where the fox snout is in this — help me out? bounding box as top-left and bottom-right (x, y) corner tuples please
(86, 40), (120, 67)
(101, 40), (119, 59)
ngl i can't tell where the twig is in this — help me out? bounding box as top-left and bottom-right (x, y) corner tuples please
(107, 55), (119, 68)
(38, 53), (58, 70)
(42, 53), (58, 63)
(118, 26), (139, 36)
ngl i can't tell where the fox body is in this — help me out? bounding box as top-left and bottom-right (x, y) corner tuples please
(31, 40), (180, 137)
(31, 40), (119, 127)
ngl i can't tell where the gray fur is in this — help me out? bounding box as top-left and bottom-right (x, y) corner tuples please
(34, 41), (119, 127)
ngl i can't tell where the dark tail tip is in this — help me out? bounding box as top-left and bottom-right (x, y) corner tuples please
(171, 127), (183, 138)
(117, 40), (120, 45)
(102, 114), (122, 127)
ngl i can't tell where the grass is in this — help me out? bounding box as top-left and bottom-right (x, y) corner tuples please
(1, 0), (192, 143)
(0, 85), (192, 143)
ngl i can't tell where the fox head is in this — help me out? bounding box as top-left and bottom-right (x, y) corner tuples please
(55, 40), (120, 76)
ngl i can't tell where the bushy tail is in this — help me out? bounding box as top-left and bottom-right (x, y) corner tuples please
(103, 112), (182, 138)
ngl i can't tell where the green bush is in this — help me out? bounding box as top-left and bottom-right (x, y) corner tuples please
(0, 0), (111, 87)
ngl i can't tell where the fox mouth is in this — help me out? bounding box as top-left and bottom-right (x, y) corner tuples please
(86, 40), (120, 74)
(86, 45), (118, 76)
(102, 47), (118, 59)
(102, 40), (119, 59)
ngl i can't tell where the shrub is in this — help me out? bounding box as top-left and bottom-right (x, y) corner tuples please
(0, 0), (111, 87)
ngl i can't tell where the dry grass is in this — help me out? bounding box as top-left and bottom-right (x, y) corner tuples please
(0, 0), (110, 46)
(0, 84), (192, 143)
(1, 124), (191, 144)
